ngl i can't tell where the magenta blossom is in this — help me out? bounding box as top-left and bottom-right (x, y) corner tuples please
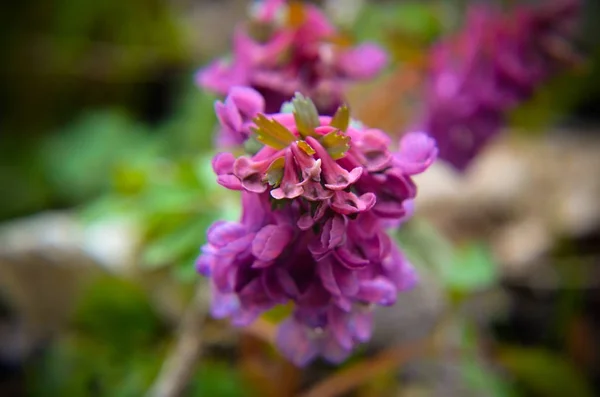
(421, 0), (580, 170)
(196, 0), (387, 117)
(197, 91), (436, 366)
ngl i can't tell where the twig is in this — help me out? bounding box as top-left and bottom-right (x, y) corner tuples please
(243, 317), (278, 343)
(299, 313), (451, 397)
(146, 283), (210, 397)
(298, 337), (432, 397)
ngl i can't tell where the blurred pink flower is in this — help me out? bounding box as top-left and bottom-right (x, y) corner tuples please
(421, 0), (581, 170)
(196, 0), (387, 116)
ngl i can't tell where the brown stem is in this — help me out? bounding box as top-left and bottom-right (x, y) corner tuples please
(146, 284), (210, 397)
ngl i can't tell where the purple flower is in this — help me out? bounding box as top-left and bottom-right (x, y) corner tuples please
(196, 0), (387, 118)
(197, 93), (435, 366)
(420, 0), (581, 170)
(215, 86), (265, 147)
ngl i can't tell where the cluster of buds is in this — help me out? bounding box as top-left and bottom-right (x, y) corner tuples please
(197, 89), (436, 365)
(196, 0), (387, 121)
(422, 0), (581, 170)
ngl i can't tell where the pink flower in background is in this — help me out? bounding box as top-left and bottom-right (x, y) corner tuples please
(421, 0), (581, 170)
(197, 91), (436, 366)
(196, 0), (388, 118)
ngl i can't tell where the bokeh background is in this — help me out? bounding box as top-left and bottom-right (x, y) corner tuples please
(1, 0), (600, 396)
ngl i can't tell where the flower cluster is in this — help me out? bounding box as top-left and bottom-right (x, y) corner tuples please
(421, 0), (580, 170)
(197, 89), (437, 365)
(196, 0), (387, 120)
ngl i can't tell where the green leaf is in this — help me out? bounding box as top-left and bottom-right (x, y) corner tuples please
(508, 70), (587, 134)
(72, 276), (162, 355)
(443, 242), (498, 293)
(352, 2), (441, 45)
(321, 129), (351, 159)
(498, 347), (594, 397)
(243, 134), (264, 155)
(188, 361), (252, 397)
(263, 302), (293, 323)
(292, 92), (320, 138)
(142, 216), (210, 269)
(279, 101), (295, 114)
(395, 221), (497, 294)
(457, 323), (516, 397)
(27, 333), (165, 397)
(462, 358), (515, 397)
(330, 105), (350, 132)
(39, 110), (149, 203)
(264, 157), (285, 187)
(252, 114), (297, 149)
(395, 219), (455, 273)
(171, 254), (201, 284)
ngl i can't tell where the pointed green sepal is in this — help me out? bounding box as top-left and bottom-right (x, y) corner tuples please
(330, 105), (350, 132)
(252, 114), (297, 149)
(264, 157), (285, 187)
(292, 92), (320, 139)
(297, 140), (316, 156)
(243, 135), (264, 155)
(321, 129), (351, 159)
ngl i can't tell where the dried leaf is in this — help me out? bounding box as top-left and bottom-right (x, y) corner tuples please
(323, 33), (354, 48)
(330, 105), (350, 132)
(321, 130), (351, 159)
(287, 1), (307, 28)
(253, 114), (296, 149)
(297, 140), (315, 155)
(300, 338), (431, 397)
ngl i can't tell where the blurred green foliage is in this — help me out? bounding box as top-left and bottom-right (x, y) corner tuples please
(352, 2), (442, 66)
(508, 68), (591, 133)
(27, 276), (250, 397)
(76, 87), (240, 283)
(0, 0), (188, 134)
(39, 111), (152, 203)
(5, 0), (600, 395)
(73, 277), (163, 352)
(188, 362), (249, 397)
(27, 276), (165, 396)
(396, 220), (499, 295)
(353, 2), (442, 45)
(498, 348), (594, 397)
(460, 323), (517, 397)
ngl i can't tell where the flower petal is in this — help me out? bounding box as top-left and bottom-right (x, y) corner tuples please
(335, 246), (369, 269)
(275, 318), (319, 367)
(216, 98), (242, 135)
(348, 310), (372, 342)
(320, 215), (347, 250)
(207, 221), (248, 247)
(331, 191), (376, 215)
(321, 333), (352, 364)
(338, 43), (388, 79)
(252, 224), (294, 262)
(210, 283), (239, 318)
(228, 86), (265, 119)
(212, 152), (236, 175)
(234, 157), (269, 193)
(357, 277), (397, 305)
(328, 307), (353, 350)
(395, 132), (438, 175)
(306, 136), (363, 191)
